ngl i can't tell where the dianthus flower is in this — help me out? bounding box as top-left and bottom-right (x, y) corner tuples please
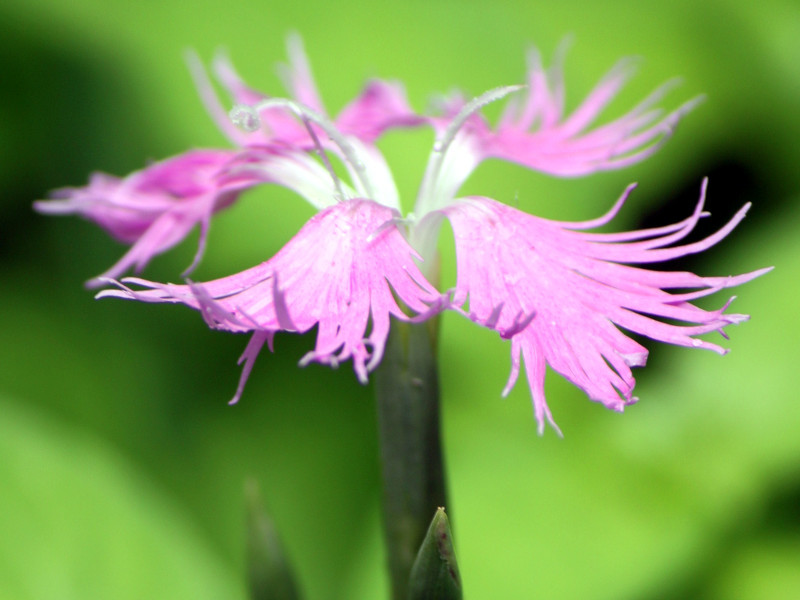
(37, 36), (768, 432)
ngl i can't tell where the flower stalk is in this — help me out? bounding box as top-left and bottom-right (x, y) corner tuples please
(374, 318), (448, 600)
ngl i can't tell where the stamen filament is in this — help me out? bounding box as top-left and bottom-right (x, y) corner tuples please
(416, 85), (523, 216)
(300, 114), (347, 201)
(229, 99), (375, 198)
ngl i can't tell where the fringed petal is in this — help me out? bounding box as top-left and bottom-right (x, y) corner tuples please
(432, 47), (700, 181)
(98, 199), (447, 399)
(35, 150), (248, 288)
(439, 184), (769, 433)
(335, 79), (427, 143)
(195, 36), (425, 151)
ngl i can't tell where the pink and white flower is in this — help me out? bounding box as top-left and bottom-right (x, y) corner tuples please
(35, 35), (423, 288)
(41, 37), (768, 431)
(434, 184), (769, 433)
(35, 150), (246, 287)
(100, 199), (446, 404)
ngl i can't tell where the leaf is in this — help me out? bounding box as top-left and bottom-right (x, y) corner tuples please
(0, 395), (244, 600)
(407, 508), (461, 600)
(246, 480), (301, 600)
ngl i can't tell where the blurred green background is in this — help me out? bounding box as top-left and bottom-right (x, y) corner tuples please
(1, 0), (798, 598)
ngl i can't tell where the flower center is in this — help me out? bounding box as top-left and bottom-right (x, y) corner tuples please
(229, 98), (376, 202)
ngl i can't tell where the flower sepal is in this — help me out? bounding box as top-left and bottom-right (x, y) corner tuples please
(407, 507), (462, 600)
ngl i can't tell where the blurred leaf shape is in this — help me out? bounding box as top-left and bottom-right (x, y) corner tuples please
(0, 395), (244, 600)
(246, 480), (301, 600)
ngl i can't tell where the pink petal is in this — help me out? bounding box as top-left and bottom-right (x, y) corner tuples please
(196, 37), (425, 150)
(499, 46), (565, 130)
(98, 199), (446, 400)
(454, 48), (700, 178)
(335, 79), (427, 143)
(35, 150), (247, 287)
(210, 52), (311, 146)
(188, 50), (260, 146)
(439, 185), (769, 434)
(277, 33), (326, 114)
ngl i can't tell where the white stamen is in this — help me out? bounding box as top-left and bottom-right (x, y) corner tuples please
(439, 85), (525, 156)
(416, 85), (524, 216)
(229, 97), (375, 198)
(300, 114), (346, 201)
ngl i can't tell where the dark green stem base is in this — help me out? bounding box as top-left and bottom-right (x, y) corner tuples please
(374, 319), (449, 600)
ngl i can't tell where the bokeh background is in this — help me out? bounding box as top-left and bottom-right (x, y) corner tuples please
(1, 0), (798, 598)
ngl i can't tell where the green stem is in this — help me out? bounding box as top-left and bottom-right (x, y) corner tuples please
(374, 319), (449, 600)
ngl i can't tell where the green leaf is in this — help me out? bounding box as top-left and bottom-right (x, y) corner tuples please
(0, 395), (243, 600)
(407, 508), (461, 600)
(246, 480), (301, 600)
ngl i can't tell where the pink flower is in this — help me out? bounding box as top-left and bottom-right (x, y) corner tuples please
(35, 35), (423, 288)
(35, 150), (249, 287)
(100, 199), (446, 403)
(483, 52), (701, 176)
(189, 35), (424, 150)
(42, 36), (768, 431)
(435, 182), (770, 433)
